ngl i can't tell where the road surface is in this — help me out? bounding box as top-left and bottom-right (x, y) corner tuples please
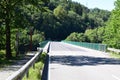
(48, 42), (120, 80)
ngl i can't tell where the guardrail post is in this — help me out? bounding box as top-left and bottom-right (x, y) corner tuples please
(26, 70), (29, 78)
(33, 63), (35, 69)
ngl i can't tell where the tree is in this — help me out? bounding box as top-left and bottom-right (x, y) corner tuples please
(103, 0), (120, 49)
(0, 24), (5, 50)
(85, 27), (105, 43)
(32, 0), (110, 41)
(0, 0), (49, 59)
(65, 32), (86, 42)
(53, 5), (67, 19)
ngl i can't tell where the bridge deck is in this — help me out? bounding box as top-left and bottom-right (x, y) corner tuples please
(48, 42), (120, 80)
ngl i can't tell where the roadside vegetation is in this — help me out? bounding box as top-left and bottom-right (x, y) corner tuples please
(0, 50), (25, 68)
(22, 52), (47, 80)
(0, 50), (12, 68)
(66, 0), (120, 49)
(109, 52), (120, 59)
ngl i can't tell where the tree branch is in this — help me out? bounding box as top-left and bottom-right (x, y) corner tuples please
(12, 0), (22, 7)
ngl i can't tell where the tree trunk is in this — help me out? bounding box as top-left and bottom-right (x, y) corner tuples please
(15, 31), (19, 57)
(5, 18), (12, 59)
(5, 3), (12, 59)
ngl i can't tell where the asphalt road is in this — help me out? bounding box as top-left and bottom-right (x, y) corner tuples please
(48, 42), (120, 80)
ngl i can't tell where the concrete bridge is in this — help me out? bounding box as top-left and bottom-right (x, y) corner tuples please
(47, 42), (120, 80)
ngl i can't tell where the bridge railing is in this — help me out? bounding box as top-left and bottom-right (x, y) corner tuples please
(62, 41), (107, 52)
(39, 40), (50, 48)
(6, 40), (50, 80)
(6, 50), (43, 80)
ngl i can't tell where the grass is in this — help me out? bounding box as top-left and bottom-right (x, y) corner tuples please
(22, 62), (43, 80)
(22, 52), (47, 80)
(110, 52), (120, 59)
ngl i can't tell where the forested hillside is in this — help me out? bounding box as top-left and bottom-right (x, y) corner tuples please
(66, 0), (120, 49)
(37, 0), (110, 40)
(0, 0), (115, 59)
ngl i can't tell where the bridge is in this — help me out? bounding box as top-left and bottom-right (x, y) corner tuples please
(1, 41), (120, 80)
(48, 41), (120, 80)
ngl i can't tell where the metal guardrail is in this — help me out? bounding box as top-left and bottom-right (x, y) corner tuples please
(108, 48), (120, 53)
(6, 49), (43, 80)
(62, 41), (107, 52)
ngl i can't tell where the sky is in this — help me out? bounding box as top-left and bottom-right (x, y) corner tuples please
(72, 0), (116, 11)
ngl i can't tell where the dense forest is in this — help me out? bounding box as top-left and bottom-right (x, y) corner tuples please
(38, 0), (110, 40)
(66, 0), (120, 49)
(0, 0), (119, 59)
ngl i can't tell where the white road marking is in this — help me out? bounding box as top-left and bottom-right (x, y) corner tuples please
(112, 75), (120, 80)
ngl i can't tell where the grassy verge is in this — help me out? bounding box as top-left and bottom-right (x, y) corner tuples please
(110, 52), (120, 59)
(22, 52), (47, 80)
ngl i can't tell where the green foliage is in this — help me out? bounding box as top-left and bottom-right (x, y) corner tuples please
(37, 0), (110, 40)
(84, 29), (96, 42)
(39, 52), (47, 63)
(54, 5), (67, 19)
(102, 0), (120, 49)
(22, 62), (43, 80)
(66, 26), (105, 43)
(0, 0), (49, 59)
(79, 0), (120, 49)
(89, 8), (110, 22)
(110, 52), (120, 59)
(18, 29), (45, 52)
(32, 30), (45, 46)
(0, 25), (5, 50)
(0, 50), (23, 67)
(19, 29), (29, 46)
(66, 32), (86, 42)
(0, 0), (111, 59)
(84, 27), (105, 43)
(0, 50), (12, 67)
(23, 52), (47, 80)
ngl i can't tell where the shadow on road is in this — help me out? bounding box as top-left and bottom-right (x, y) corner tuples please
(50, 56), (120, 66)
